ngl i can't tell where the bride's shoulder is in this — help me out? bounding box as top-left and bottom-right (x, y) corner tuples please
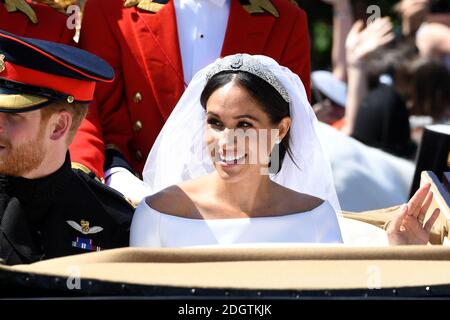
(144, 181), (201, 217)
(274, 184), (328, 214)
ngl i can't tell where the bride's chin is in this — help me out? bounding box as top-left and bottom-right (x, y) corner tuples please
(215, 171), (244, 183)
(214, 163), (244, 179)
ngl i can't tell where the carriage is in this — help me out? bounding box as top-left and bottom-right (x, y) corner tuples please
(1, 171), (449, 299)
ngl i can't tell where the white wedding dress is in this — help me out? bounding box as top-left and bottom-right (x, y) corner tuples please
(130, 200), (343, 247)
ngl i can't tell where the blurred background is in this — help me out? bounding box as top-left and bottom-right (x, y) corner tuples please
(298, 0), (450, 70)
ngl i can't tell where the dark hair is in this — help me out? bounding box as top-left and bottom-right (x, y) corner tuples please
(410, 58), (450, 120)
(365, 40), (418, 90)
(352, 84), (417, 159)
(200, 71), (294, 173)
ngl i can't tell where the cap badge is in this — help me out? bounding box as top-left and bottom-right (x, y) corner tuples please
(0, 54), (5, 73)
(66, 220), (104, 235)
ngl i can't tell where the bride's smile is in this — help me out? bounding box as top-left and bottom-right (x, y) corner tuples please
(218, 151), (247, 165)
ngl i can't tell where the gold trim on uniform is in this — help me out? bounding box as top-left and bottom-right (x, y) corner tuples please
(0, 93), (48, 109)
(71, 161), (93, 174)
(124, 0), (165, 13)
(241, 0), (279, 18)
(447, 151), (450, 169)
(125, 196), (139, 208)
(71, 162), (103, 182)
(35, 0), (75, 13)
(0, 54), (5, 73)
(124, 0), (139, 7)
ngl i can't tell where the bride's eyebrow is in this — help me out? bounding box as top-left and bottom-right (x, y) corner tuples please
(206, 111), (220, 118)
(233, 114), (258, 121)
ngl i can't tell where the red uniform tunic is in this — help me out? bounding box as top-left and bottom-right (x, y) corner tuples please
(70, 0), (311, 177)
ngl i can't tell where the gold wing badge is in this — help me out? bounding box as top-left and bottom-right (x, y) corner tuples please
(240, 0), (280, 18)
(66, 220), (104, 235)
(124, 0), (167, 13)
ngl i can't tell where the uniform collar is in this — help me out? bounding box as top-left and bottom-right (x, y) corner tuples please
(8, 153), (73, 210)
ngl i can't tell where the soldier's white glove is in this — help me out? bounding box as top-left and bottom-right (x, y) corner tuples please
(104, 167), (152, 205)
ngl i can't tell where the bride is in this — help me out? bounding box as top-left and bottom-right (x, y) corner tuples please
(130, 54), (439, 247)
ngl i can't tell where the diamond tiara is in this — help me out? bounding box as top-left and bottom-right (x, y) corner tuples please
(205, 54), (291, 103)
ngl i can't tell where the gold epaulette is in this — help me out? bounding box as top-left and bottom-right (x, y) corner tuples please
(72, 161), (137, 208)
(124, 0), (168, 13)
(3, 0), (76, 24)
(3, 0), (37, 24)
(71, 162), (103, 183)
(35, 0), (77, 13)
(239, 0), (279, 18)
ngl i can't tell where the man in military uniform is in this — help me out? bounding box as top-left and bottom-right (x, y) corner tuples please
(69, 0), (312, 203)
(0, 29), (134, 266)
(0, 0), (75, 44)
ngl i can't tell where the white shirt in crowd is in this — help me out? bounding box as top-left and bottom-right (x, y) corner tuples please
(174, 0), (231, 85)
